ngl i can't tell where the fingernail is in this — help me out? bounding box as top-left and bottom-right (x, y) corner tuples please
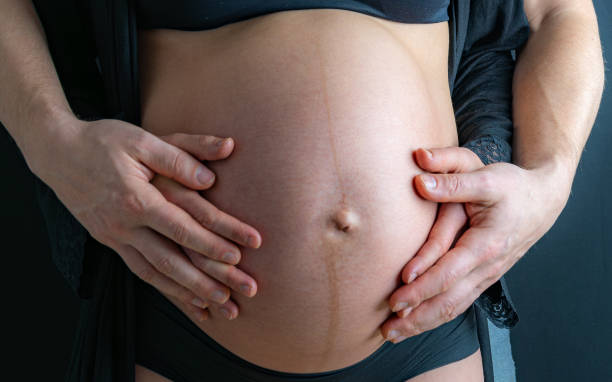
(223, 252), (239, 264)
(421, 175), (436, 190)
(240, 284), (252, 296)
(247, 235), (260, 248)
(408, 272), (418, 284)
(391, 335), (407, 344)
(192, 297), (207, 309)
(197, 168), (214, 186)
(217, 137), (230, 147)
(211, 290), (227, 304)
(399, 306), (413, 318)
(220, 307), (233, 319)
(392, 302), (409, 312)
(387, 330), (400, 341)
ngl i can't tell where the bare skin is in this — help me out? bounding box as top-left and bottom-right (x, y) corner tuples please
(382, 0), (604, 343)
(0, 1), (482, 380)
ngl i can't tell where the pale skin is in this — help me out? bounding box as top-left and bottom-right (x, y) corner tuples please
(0, 0), (604, 379)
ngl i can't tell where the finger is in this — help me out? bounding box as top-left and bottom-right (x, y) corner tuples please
(390, 242), (478, 314)
(382, 268), (488, 342)
(146, 198), (243, 265)
(164, 291), (211, 323)
(155, 178), (262, 249)
(414, 170), (498, 204)
(158, 133), (235, 162)
(413, 147), (484, 174)
(184, 247), (258, 298)
(399, 203), (468, 290)
(164, 281), (240, 321)
(115, 241), (212, 312)
(136, 132), (220, 190)
(207, 298), (240, 321)
(131, 226), (232, 304)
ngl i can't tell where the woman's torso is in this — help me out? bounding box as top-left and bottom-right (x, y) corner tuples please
(138, 8), (458, 373)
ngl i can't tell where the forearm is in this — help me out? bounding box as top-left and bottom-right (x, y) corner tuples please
(0, 0), (79, 173)
(513, 2), (604, 183)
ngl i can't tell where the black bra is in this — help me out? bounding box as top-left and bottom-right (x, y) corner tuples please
(135, 0), (451, 31)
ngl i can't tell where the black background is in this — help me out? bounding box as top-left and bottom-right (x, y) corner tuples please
(2, 1), (611, 380)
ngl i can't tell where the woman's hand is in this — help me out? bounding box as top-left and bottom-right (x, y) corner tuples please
(32, 116), (262, 321)
(380, 146), (570, 343)
(149, 171), (259, 321)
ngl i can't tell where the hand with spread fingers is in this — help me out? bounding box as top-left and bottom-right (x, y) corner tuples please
(380, 146), (571, 343)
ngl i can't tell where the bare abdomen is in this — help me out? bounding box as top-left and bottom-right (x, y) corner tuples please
(138, 9), (458, 373)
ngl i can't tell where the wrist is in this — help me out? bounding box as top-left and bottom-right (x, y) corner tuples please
(526, 156), (575, 211)
(22, 104), (85, 181)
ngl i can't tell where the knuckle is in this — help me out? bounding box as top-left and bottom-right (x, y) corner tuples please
(482, 239), (503, 262)
(170, 150), (188, 175)
(195, 205), (219, 229)
(402, 287), (421, 307)
(404, 293), (420, 308)
(121, 192), (150, 215)
(169, 219), (190, 244)
(402, 318), (423, 336)
(479, 172), (496, 195)
(428, 240), (444, 258)
(189, 277), (210, 297)
(155, 256), (176, 276)
(446, 175), (461, 195)
(440, 267), (458, 291)
(138, 265), (157, 284)
(128, 130), (151, 157)
(441, 299), (457, 321)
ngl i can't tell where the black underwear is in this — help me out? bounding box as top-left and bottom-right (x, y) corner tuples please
(134, 276), (480, 381)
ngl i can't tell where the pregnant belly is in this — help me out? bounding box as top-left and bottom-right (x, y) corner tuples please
(138, 9), (458, 373)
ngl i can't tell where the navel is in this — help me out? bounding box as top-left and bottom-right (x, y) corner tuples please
(332, 206), (360, 233)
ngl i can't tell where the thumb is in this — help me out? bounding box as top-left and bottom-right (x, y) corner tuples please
(414, 170), (498, 205)
(414, 147), (484, 174)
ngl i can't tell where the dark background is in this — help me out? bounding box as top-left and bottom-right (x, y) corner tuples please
(2, 1), (610, 381)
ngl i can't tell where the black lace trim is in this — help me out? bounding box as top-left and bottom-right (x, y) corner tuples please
(462, 135), (512, 165)
(462, 135), (519, 329)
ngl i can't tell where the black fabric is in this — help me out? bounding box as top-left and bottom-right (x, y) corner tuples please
(30, 0), (107, 300)
(474, 305), (494, 382)
(135, 0), (451, 30)
(28, 1), (528, 380)
(65, 238), (136, 381)
(133, 275), (479, 381)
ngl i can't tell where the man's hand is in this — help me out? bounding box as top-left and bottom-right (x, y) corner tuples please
(381, 146), (569, 343)
(36, 117), (262, 322)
